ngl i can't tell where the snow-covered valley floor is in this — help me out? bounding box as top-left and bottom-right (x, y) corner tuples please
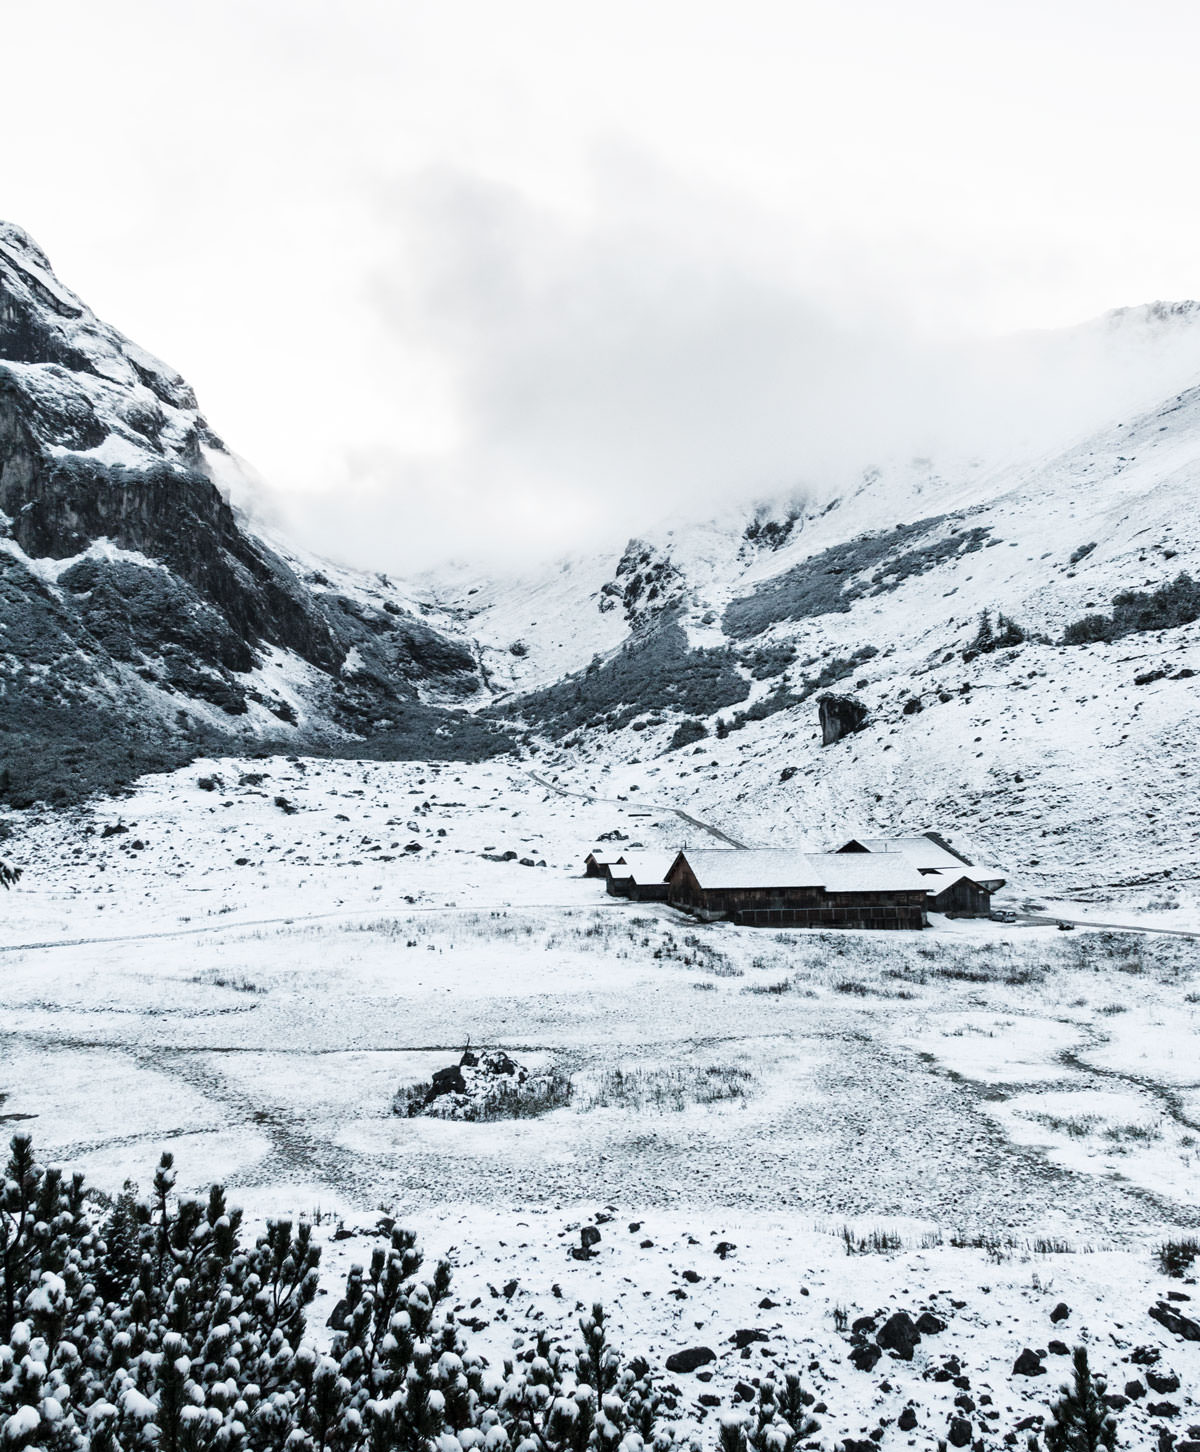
(2, 756), (1199, 1446)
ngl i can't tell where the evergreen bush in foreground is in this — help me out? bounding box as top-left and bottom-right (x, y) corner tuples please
(0, 1133), (671, 1452)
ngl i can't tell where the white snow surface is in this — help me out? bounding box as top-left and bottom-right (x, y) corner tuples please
(2, 756), (1199, 1446)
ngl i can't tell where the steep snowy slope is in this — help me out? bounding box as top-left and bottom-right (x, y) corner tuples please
(468, 349), (1200, 902)
(0, 223), (498, 805)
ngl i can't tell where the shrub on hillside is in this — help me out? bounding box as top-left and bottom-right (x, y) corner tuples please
(0, 1133), (670, 1452)
(964, 609), (1026, 657)
(667, 718), (708, 751)
(1062, 571), (1200, 645)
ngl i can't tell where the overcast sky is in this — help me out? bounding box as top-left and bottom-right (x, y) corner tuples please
(8, 0), (1200, 571)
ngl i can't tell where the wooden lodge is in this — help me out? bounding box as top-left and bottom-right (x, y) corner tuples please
(835, 833), (1006, 917)
(664, 848), (929, 929)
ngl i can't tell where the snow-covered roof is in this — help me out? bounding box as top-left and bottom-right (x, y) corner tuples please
(922, 867), (1007, 891)
(606, 851), (677, 884)
(840, 835), (969, 869)
(838, 835), (1005, 887)
(674, 849), (927, 893)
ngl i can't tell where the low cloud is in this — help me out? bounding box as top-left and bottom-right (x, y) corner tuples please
(265, 157), (1200, 575)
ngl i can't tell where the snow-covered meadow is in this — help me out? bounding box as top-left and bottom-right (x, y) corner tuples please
(2, 755), (1199, 1445)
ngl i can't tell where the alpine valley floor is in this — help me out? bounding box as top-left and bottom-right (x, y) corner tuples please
(2, 755), (1199, 1446)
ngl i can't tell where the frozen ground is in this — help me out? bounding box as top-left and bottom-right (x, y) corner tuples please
(2, 755), (1199, 1445)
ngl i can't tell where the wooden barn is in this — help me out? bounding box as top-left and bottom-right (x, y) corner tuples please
(665, 848), (929, 929)
(835, 833), (1006, 916)
(604, 850), (676, 902)
(584, 850), (623, 879)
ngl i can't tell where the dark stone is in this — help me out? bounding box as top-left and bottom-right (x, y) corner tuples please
(1131, 1346), (1162, 1365)
(1148, 1372), (1181, 1395)
(819, 693), (869, 746)
(851, 1315), (878, 1335)
(1048, 1340), (1070, 1355)
(1104, 1396), (1129, 1412)
(1012, 1349), (1045, 1377)
(1050, 1302), (1071, 1323)
(897, 1408), (917, 1432)
(916, 1312), (947, 1335)
(428, 1064), (466, 1098)
(758, 1297), (778, 1309)
(460, 1050), (478, 1067)
(1126, 1380), (1147, 1400)
(665, 1347), (716, 1374)
(580, 1225), (602, 1249)
(699, 1394), (721, 1407)
(732, 1329), (769, 1349)
(955, 1395), (976, 1413)
(1150, 1303), (1200, 1341)
(902, 696), (923, 715)
(849, 1343), (882, 1372)
(715, 1241), (736, 1259)
(734, 1381), (755, 1402)
(326, 1297), (351, 1329)
(1149, 1403), (1181, 1419)
(876, 1311), (921, 1361)
(947, 1416), (973, 1447)
(502, 1280), (518, 1299)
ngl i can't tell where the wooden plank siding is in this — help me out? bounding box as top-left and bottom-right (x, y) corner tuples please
(665, 858), (927, 930)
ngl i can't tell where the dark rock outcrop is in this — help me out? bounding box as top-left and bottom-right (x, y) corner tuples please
(818, 693), (869, 745)
(0, 222), (500, 803)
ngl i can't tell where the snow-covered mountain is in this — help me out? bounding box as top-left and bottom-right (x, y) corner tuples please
(0, 223), (497, 805)
(5, 217), (1200, 906)
(421, 304), (1200, 901)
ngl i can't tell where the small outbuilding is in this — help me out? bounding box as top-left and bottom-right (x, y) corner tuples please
(834, 832), (1006, 916)
(584, 850), (623, 879)
(665, 848), (929, 929)
(604, 850), (676, 902)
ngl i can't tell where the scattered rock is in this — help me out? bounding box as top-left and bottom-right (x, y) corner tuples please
(1050, 1303), (1071, 1323)
(1125, 1381), (1146, 1400)
(1148, 1403), (1181, 1419)
(877, 1311), (921, 1361)
(731, 1330), (769, 1349)
(1012, 1349), (1045, 1377)
(580, 1226), (601, 1250)
(1048, 1340), (1070, 1356)
(1150, 1303), (1200, 1341)
(916, 1312), (946, 1335)
(665, 1347), (716, 1374)
(849, 1344), (882, 1373)
(897, 1407), (917, 1432)
(430, 1064), (467, 1098)
(1147, 1372), (1181, 1395)
(947, 1415), (973, 1447)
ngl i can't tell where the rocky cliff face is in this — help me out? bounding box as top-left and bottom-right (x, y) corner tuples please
(0, 224), (497, 805)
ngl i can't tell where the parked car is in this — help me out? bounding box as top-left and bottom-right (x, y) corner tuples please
(989, 910), (1017, 922)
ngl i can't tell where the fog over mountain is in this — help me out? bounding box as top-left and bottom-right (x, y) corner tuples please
(8, 0), (1200, 570)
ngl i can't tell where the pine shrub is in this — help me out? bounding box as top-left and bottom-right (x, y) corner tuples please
(0, 1135), (671, 1452)
(1043, 1346), (1117, 1452)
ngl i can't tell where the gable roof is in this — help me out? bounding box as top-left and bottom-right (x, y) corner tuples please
(672, 848), (927, 893)
(840, 835), (969, 870)
(606, 850), (677, 884)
